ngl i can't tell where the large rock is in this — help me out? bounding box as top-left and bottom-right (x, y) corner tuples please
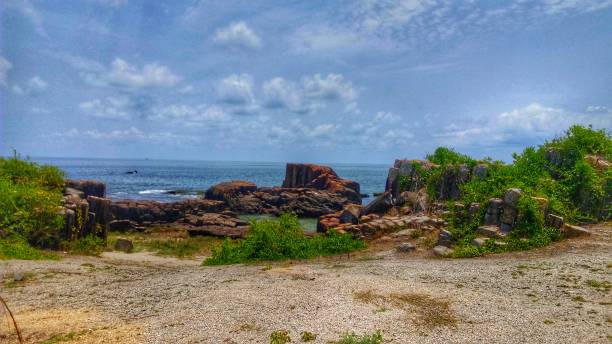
(484, 198), (503, 225)
(500, 188), (521, 232)
(561, 224), (590, 238)
(65, 179), (106, 198)
(435, 164), (471, 200)
(362, 191), (394, 215)
(87, 196), (112, 238)
(110, 199), (225, 225)
(385, 160), (436, 199)
(204, 180), (257, 202)
(282, 163), (361, 203)
(114, 238), (134, 253)
(339, 204), (362, 224)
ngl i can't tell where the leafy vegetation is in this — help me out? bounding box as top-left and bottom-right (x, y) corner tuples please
(328, 331), (383, 344)
(0, 156), (65, 249)
(270, 330), (291, 344)
(0, 235), (58, 260)
(66, 235), (106, 256)
(399, 125), (611, 257)
(203, 214), (366, 266)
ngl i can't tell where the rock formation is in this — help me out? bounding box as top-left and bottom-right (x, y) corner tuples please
(61, 180), (111, 241)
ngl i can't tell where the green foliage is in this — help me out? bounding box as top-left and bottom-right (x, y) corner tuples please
(203, 214), (366, 266)
(328, 330), (383, 344)
(427, 147), (475, 166)
(429, 125), (611, 257)
(146, 238), (204, 258)
(270, 330), (291, 344)
(0, 157), (65, 249)
(66, 235), (105, 256)
(300, 331), (317, 342)
(0, 235), (59, 260)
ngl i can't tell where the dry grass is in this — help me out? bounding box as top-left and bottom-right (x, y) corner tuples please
(354, 289), (457, 329)
(0, 308), (143, 344)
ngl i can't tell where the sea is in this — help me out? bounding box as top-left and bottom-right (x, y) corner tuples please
(34, 158), (389, 204)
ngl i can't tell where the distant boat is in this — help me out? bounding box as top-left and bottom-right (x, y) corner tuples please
(126, 170), (138, 174)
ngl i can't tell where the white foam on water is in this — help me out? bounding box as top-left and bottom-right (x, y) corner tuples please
(138, 189), (169, 195)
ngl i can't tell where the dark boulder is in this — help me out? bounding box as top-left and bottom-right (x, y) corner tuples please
(65, 179), (106, 198)
(362, 191), (394, 215)
(204, 180), (258, 202)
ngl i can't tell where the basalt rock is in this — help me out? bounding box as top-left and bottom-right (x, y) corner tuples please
(65, 179), (106, 198)
(484, 198), (503, 225)
(110, 199), (226, 225)
(435, 164), (471, 200)
(282, 163), (361, 203)
(204, 180), (257, 202)
(385, 160), (437, 199)
(500, 188), (521, 232)
(362, 191), (394, 215)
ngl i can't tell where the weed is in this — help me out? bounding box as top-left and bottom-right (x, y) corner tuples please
(328, 330), (383, 344)
(300, 331), (317, 342)
(572, 295), (587, 302)
(354, 289), (456, 329)
(66, 235), (105, 256)
(270, 330), (291, 344)
(586, 279), (611, 290)
(0, 236), (58, 260)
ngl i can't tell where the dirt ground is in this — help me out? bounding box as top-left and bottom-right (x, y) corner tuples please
(1, 223), (610, 343)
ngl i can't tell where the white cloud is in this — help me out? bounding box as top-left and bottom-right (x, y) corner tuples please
(78, 97), (131, 120)
(436, 102), (612, 146)
(0, 57), (12, 87)
(178, 85), (196, 94)
(55, 127), (197, 144)
(213, 22), (262, 50)
(216, 74), (254, 105)
(108, 58), (180, 88)
(151, 104), (230, 127)
(262, 77), (305, 112)
(3, 0), (48, 37)
(12, 76), (48, 96)
(302, 73), (357, 102)
(374, 111), (400, 123)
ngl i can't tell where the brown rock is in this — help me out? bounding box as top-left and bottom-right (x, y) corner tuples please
(65, 179), (106, 198)
(205, 180), (258, 202)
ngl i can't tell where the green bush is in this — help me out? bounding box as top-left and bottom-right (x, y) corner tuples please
(203, 214), (366, 266)
(423, 125), (611, 257)
(0, 157), (65, 248)
(66, 235), (105, 256)
(0, 235), (58, 260)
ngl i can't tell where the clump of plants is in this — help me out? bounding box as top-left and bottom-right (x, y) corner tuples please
(328, 330), (383, 344)
(203, 214), (366, 266)
(399, 125), (611, 257)
(0, 155), (66, 258)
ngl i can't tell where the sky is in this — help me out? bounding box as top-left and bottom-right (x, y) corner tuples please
(0, 0), (611, 164)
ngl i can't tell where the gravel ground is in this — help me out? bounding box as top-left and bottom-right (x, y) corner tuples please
(1, 223), (610, 343)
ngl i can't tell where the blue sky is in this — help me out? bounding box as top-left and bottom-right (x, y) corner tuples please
(1, 0), (611, 164)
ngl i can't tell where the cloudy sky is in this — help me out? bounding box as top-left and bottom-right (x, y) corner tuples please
(1, 0), (611, 163)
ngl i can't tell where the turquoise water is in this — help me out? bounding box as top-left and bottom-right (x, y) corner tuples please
(34, 158), (388, 204)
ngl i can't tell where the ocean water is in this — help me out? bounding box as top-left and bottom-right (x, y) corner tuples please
(34, 158), (389, 204)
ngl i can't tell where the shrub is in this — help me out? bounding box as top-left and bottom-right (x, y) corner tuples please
(0, 157), (65, 248)
(203, 214), (366, 265)
(423, 125), (611, 257)
(0, 235), (59, 260)
(66, 235), (105, 256)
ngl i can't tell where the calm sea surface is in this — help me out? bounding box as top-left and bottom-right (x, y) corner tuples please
(34, 158), (389, 204)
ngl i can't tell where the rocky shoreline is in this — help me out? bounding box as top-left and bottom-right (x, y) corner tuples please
(60, 158), (594, 256)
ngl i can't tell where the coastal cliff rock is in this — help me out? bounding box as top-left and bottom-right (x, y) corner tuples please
(205, 163), (361, 217)
(283, 163), (361, 203)
(65, 179), (106, 198)
(110, 199), (225, 227)
(385, 160), (436, 199)
(205, 180), (257, 202)
(61, 184), (110, 241)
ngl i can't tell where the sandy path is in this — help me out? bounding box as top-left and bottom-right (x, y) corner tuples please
(1, 224), (610, 343)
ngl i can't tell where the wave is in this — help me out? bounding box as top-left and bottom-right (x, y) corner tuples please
(138, 189), (169, 195)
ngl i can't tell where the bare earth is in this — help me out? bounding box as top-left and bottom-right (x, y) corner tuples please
(1, 224), (611, 344)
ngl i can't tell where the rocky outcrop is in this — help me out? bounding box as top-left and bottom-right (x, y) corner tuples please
(282, 163), (361, 203)
(204, 163), (361, 217)
(110, 199), (225, 227)
(61, 184), (110, 241)
(483, 198), (503, 225)
(385, 160), (436, 199)
(435, 164), (471, 200)
(185, 213), (250, 238)
(204, 180), (257, 202)
(362, 191), (394, 215)
(65, 179), (106, 198)
(500, 188), (521, 232)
